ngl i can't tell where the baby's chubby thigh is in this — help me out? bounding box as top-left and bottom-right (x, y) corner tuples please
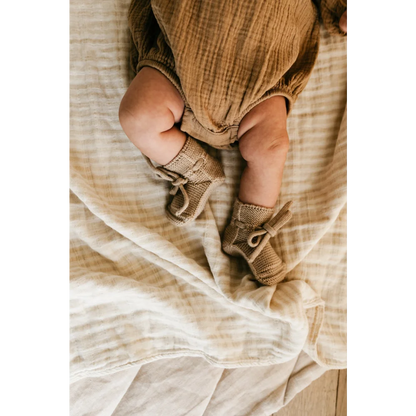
(237, 96), (290, 167)
(119, 67), (185, 147)
(119, 67), (188, 164)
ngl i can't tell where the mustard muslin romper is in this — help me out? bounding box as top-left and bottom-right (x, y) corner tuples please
(128, 0), (346, 149)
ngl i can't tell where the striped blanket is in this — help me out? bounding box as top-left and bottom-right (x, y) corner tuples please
(70, 0), (346, 388)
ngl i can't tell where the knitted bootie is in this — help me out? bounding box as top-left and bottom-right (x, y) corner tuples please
(144, 136), (225, 226)
(222, 199), (293, 285)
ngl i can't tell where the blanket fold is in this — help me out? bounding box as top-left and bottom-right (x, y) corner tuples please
(70, 0), (347, 383)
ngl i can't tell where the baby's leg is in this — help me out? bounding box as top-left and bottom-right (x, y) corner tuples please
(223, 96), (291, 286)
(119, 67), (225, 226)
(119, 67), (186, 165)
(237, 96), (289, 208)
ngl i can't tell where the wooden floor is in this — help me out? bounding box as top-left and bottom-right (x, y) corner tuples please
(273, 370), (347, 416)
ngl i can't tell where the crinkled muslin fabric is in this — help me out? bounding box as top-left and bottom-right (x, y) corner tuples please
(128, 0), (346, 148)
(70, 352), (327, 415)
(70, 0), (346, 399)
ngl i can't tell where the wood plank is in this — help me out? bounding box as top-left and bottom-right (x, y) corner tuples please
(335, 370), (347, 416)
(273, 370), (339, 416)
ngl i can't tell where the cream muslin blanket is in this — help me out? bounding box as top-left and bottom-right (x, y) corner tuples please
(70, 0), (346, 401)
(70, 352), (327, 415)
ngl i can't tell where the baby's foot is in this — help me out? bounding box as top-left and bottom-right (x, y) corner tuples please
(223, 199), (293, 285)
(145, 136), (225, 226)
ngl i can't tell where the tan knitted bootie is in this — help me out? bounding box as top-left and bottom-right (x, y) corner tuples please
(144, 136), (225, 226)
(222, 199), (293, 286)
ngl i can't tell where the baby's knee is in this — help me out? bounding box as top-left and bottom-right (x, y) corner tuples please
(267, 134), (290, 156)
(119, 97), (176, 145)
(119, 69), (184, 143)
(239, 129), (289, 165)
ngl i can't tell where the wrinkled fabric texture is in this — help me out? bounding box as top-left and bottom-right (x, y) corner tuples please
(128, 0), (346, 148)
(70, 352), (326, 416)
(70, 0), (346, 392)
(316, 0), (347, 35)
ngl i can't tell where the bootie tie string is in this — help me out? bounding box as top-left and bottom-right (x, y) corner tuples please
(246, 201), (293, 262)
(143, 155), (209, 216)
